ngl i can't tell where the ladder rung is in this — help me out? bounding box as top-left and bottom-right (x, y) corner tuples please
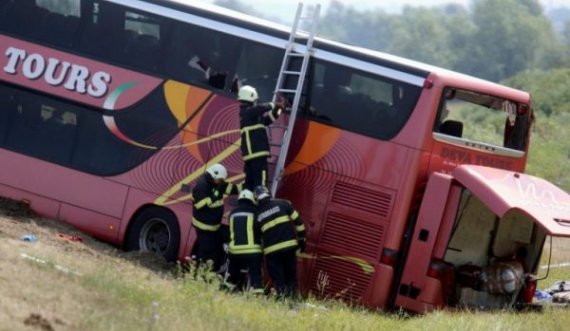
(277, 89), (297, 94)
(283, 71), (301, 75)
(286, 52), (305, 57)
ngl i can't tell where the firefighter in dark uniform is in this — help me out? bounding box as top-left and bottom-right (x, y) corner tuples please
(238, 85), (287, 190)
(191, 163), (240, 272)
(224, 189), (264, 294)
(254, 185), (306, 298)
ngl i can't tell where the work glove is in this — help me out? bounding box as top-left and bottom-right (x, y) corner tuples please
(275, 94), (289, 110)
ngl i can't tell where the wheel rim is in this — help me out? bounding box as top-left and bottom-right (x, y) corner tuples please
(139, 217), (171, 255)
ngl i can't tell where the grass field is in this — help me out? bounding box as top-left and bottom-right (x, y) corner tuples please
(1, 199), (570, 331)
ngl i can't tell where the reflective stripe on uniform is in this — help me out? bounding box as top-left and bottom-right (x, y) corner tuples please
(240, 124), (265, 133)
(264, 239), (298, 255)
(243, 151), (270, 161)
(290, 211), (299, 220)
(268, 111), (277, 122)
(296, 224), (305, 232)
(260, 215), (290, 233)
(229, 213), (260, 254)
(209, 199), (224, 208)
(194, 197), (212, 209)
(229, 246), (262, 254)
(261, 170), (266, 186)
(192, 217), (220, 231)
(225, 183), (234, 195)
(246, 214), (254, 246)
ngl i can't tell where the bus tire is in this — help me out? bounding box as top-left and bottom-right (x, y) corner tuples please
(125, 207), (180, 262)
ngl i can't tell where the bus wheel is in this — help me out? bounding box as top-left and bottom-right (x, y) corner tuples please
(125, 207), (180, 262)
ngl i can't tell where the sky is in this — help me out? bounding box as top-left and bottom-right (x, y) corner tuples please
(193, 0), (570, 23)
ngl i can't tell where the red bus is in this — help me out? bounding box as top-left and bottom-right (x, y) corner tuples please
(1, 0), (570, 312)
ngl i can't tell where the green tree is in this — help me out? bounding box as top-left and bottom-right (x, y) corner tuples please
(504, 69), (570, 117)
(319, 1), (395, 52)
(387, 7), (455, 68)
(464, 0), (564, 81)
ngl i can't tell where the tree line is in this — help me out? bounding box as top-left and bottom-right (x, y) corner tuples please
(215, 0), (569, 83)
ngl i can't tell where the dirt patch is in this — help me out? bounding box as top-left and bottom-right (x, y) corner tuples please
(121, 250), (176, 273)
(0, 197), (177, 329)
(24, 313), (54, 331)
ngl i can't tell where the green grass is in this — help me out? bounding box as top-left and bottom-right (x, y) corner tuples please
(61, 259), (570, 331)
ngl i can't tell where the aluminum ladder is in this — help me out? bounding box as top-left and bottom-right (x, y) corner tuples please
(269, 2), (321, 197)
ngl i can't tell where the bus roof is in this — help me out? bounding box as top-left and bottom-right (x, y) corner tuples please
(120, 0), (529, 101)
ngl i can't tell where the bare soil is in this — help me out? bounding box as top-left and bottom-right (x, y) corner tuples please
(0, 198), (172, 330)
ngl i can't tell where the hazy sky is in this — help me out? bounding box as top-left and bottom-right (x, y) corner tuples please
(193, 0), (570, 23)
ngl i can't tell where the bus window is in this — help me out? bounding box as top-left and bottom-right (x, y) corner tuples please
(0, 84), (177, 175)
(164, 22), (240, 91)
(0, 87), (18, 146)
(0, 0), (49, 40)
(122, 10), (163, 71)
(435, 88), (530, 151)
(6, 95), (78, 165)
(78, 1), (128, 63)
(35, 0), (81, 49)
(307, 60), (421, 140)
(234, 41), (283, 101)
(78, 1), (166, 72)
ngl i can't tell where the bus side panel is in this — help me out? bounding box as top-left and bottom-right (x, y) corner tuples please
(59, 204), (121, 243)
(0, 149), (128, 218)
(0, 181), (60, 218)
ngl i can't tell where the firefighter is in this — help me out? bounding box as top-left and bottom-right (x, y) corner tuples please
(238, 85), (287, 190)
(191, 163), (240, 273)
(254, 185), (306, 298)
(224, 189), (264, 294)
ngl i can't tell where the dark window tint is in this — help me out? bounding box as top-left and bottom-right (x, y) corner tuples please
(36, 0), (81, 48)
(0, 86), (18, 146)
(1, 0), (48, 40)
(163, 22), (239, 92)
(0, 85), (178, 175)
(78, 1), (165, 72)
(305, 60), (421, 140)
(233, 40), (283, 101)
(0, 0), (81, 49)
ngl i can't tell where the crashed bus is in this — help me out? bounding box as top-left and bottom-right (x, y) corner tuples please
(0, 0), (569, 312)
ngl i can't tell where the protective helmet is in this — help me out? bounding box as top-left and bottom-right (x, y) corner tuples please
(206, 164), (227, 181)
(238, 189), (255, 203)
(237, 85), (258, 102)
(254, 185), (270, 201)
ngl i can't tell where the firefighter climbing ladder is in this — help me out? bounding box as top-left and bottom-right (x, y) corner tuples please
(270, 2), (321, 197)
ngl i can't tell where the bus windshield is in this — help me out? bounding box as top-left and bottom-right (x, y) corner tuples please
(435, 88), (532, 152)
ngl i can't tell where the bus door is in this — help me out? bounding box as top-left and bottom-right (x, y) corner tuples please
(396, 165), (570, 313)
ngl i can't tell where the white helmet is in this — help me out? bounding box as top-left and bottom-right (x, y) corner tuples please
(237, 85), (258, 102)
(238, 189), (255, 203)
(206, 164), (227, 180)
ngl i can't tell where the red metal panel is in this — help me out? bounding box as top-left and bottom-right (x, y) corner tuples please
(0, 149), (128, 218)
(453, 165), (570, 237)
(395, 172), (453, 309)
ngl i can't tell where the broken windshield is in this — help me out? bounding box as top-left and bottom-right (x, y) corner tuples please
(435, 88), (532, 152)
